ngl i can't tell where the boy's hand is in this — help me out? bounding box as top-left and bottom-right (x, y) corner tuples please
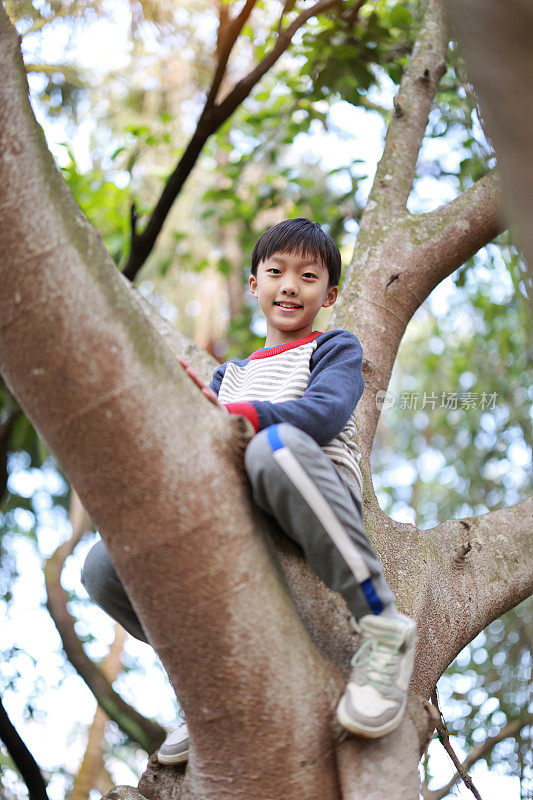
(176, 356), (228, 411)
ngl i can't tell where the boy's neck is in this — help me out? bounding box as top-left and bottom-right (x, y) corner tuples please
(263, 323), (316, 349)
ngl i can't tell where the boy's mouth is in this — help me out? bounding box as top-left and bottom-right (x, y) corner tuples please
(274, 301), (303, 310)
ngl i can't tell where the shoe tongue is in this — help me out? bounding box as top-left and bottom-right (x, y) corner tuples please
(360, 615), (406, 647)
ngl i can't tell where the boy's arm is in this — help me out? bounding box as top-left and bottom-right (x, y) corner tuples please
(224, 331), (364, 446)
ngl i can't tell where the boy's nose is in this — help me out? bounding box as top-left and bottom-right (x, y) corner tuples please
(281, 285), (297, 295)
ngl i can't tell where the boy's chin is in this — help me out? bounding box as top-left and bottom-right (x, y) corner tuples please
(272, 319), (306, 331)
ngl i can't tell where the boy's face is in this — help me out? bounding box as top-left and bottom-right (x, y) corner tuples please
(249, 250), (338, 346)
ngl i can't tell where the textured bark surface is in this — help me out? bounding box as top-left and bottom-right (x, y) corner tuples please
(1, 1), (531, 798)
(444, 0), (533, 281)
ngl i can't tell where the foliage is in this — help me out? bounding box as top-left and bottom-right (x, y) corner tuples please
(59, 147), (132, 265)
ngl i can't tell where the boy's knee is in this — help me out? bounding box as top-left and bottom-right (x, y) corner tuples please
(244, 424), (312, 480)
(81, 540), (117, 604)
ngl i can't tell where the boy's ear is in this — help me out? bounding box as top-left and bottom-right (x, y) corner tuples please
(322, 285), (338, 308)
(249, 273), (258, 297)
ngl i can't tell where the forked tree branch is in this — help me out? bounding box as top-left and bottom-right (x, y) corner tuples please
(422, 712), (532, 800)
(401, 168), (504, 299)
(44, 492), (166, 753)
(403, 495), (533, 696)
(328, 5), (505, 457)
(370, 168), (505, 340)
(123, 0), (340, 280)
(207, 0), (258, 106)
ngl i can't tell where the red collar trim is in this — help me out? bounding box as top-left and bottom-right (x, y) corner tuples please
(249, 331), (322, 361)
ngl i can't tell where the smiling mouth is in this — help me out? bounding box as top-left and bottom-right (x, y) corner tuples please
(274, 301), (303, 309)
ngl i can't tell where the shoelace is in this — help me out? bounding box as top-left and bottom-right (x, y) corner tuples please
(351, 636), (400, 692)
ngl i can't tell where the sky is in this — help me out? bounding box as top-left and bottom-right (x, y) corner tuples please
(1, 4), (528, 800)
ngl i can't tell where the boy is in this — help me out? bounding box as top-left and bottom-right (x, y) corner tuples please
(82, 218), (416, 766)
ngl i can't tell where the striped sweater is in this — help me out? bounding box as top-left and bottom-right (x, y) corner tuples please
(210, 330), (364, 493)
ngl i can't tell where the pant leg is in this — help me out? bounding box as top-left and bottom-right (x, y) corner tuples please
(244, 423), (395, 620)
(81, 539), (149, 643)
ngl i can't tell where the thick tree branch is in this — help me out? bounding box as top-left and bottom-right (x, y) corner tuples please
(366, 0), (449, 217)
(329, 154), (504, 459)
(0, 695), (49, 800)
(44, 493), (166, 754)
(123, 0), (339, 280)
(138, 756), (186, 800)
(359, 168), (505, 367)
(336, 693), (433, 800)
(358, 169), (505, 376)
(0, 11), (347, 795)
(325, 3), (468, 456)
(402, 168), (504, 294)
(405, 496), (533, 696)
(422, 713), (532, 800)
(443, 0), (533, 283)
(327, 8), (505, 463)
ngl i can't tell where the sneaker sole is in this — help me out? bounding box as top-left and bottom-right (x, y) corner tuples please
(336, 694), (406, 739)
(157, 749), (190, 766)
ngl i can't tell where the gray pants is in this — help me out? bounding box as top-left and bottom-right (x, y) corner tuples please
(81, 424), (394, 643)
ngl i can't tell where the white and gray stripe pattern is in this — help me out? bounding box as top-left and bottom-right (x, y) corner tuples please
(218, 340), (363, 493)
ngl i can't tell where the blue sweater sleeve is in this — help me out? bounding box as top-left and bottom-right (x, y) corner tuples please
(248, 330), (364, 446)
(209, 362), (227, 394)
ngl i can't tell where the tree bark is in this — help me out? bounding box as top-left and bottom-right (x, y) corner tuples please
(443, 0), (533, 283)
(0, 8), (347, 797)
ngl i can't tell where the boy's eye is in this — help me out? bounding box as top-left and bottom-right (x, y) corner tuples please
(303, 272), (318, 279)
(266, 268), (281, 274)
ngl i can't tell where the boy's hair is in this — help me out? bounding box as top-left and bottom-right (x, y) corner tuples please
(251, 218), (341, 287)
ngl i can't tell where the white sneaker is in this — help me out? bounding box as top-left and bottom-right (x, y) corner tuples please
(157, 722), (189, 765)
(336, 613), (417, 738)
